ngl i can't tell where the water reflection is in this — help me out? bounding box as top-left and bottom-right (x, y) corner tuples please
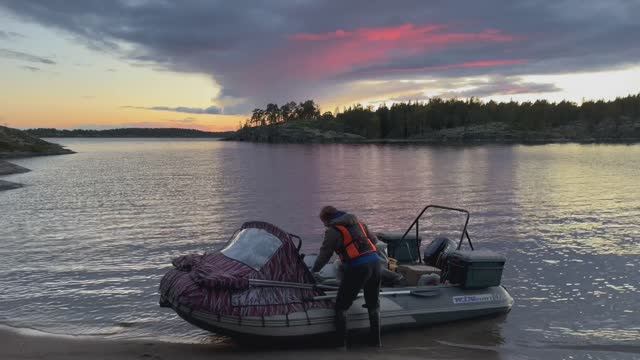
(0, 140), (638, 359)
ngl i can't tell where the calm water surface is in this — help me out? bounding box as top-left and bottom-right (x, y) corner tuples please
(0, 139), (638, 359)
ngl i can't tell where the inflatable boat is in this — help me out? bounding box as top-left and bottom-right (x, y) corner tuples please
(159, 205), (513, 338)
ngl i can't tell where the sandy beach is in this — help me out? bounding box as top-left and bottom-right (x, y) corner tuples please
(1, 325), (515, 360)
(6, 325), (636, 360)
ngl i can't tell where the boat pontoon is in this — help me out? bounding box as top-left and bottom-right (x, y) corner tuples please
(159, 204), (513, 338)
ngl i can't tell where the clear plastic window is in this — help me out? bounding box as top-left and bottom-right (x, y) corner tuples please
(221, 228), (283, 270)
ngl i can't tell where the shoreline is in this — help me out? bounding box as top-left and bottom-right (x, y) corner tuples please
(0, 325), (420, 360)
(0, 159), (30, 191)
(359, 137), (640, 145)
(2, 324), (636, 360)
(225, 118), (640, 145)
(0, 324), (509, 360)
(0, 149), (75, 159)
(0, 326), (233, 360)
(0, 179), (23, 191)
(224, 137), (640, 145)
(0, 159), (31, 175)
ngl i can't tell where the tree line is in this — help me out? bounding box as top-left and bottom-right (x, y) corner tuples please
(26, 128), (233, 138)
(247, 100), (329, 126)
(244, 94), (640, 139)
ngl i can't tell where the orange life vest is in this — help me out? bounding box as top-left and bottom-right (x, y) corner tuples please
(334, 223), (377, 262)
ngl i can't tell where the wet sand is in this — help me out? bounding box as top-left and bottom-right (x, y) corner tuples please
(0, 326), (513, 360)
(6, 324), (636, 360)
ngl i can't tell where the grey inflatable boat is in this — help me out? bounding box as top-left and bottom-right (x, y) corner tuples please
(159, 205), (514, 338)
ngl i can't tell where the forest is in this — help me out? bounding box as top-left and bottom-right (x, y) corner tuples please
(243, 94), (640, 140)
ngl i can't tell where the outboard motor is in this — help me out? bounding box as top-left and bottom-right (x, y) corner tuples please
(423, 237), (456, 269)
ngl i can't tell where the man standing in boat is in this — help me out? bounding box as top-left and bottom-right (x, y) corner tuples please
(311, 206), (382, 348)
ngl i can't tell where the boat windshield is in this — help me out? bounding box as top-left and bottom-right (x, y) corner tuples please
(221, 228), (283, 270)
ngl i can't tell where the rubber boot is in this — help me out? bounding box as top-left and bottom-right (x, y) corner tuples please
(368, 308), (382, 348)
(334, 310), (349, 349)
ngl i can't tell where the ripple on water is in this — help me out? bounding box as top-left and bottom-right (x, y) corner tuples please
(1, 141), (639, 353)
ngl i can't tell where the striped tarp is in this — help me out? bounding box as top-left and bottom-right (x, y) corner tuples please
(159, 221), (332, 317)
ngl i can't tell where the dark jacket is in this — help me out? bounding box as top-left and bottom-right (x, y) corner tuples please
(311, 212), (378, 272)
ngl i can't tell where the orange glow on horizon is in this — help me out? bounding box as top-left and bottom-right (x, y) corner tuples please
(3, 106), (245, 132)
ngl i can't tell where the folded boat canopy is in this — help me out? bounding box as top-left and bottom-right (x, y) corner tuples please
(159, 221), (332, 317)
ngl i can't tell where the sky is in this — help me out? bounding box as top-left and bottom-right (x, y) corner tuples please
(1, 1), (640, 131)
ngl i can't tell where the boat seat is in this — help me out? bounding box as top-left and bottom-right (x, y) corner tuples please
(376, 232), (422, 264)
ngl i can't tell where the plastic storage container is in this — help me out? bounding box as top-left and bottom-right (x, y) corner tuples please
(446, 250), (506, 289)
(397, 264), (441, 286)
(376, 232), (422, 264)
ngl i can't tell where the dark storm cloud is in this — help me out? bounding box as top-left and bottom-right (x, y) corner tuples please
(0, 48), (55, 64)
(123, 105), (222, 115)
(1, 1), (638, 111)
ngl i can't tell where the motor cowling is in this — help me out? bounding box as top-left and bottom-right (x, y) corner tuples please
(423, 237), (456, 269)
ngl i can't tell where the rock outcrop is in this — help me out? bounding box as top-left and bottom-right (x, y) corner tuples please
(409, 119), (640, 144)
(0, 179), (23, 191)
(0, 125), (75, 158)
(0, 160), (30, 176)
(0, 126), (74, 191)
(0, 160), (30, 192)
(226, 117), (640, 144)
(226, 122), (365, 143)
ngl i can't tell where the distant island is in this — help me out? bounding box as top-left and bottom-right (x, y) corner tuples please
(0, 126), (235, 191)
(227, 94), (640, 144)
(26, 128), (234, 138)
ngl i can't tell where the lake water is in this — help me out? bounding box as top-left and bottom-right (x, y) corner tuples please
(0, 139), (638, 359)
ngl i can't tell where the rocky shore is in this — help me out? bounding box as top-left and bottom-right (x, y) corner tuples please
(227, 119), (640, 144)
(0, 179), (23, 191)
(0, 160), (29, 191)
(0, 126), (74, 191)
(0, 160), (30, 176)
(225, 122), (365, 143)
(0, 125), (74, 158)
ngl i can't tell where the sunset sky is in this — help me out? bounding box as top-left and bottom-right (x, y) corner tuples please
(1, 1), (640, 131)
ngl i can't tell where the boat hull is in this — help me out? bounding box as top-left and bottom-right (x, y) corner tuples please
(163, 284), (513, 338)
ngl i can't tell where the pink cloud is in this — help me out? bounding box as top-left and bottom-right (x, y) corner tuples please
(347, 59), (527, 80)
(286, 23), (522, 78)
(382, 59), (528, 74)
